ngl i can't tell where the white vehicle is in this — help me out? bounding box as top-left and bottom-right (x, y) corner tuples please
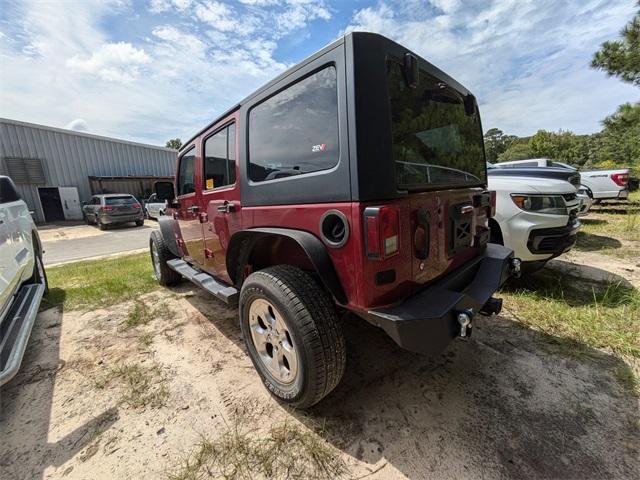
(495, 158), (630, 201)
(0, 176), (47, 385)
(487, 174), (581, 272)
(144, 193), (167, 220)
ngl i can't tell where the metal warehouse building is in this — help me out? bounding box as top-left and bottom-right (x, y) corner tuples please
(0, 118), (176, 223)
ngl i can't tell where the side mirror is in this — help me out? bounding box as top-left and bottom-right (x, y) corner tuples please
(154, 181), (175, 202)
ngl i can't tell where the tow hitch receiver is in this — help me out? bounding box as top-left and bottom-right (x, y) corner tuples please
(457, 310), (473, 339)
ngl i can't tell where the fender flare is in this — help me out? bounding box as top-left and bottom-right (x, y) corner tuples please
(226, 228), (347, 305)
(157, 216), (182, 257)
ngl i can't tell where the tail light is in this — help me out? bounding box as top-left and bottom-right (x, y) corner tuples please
(100, 206), (114, 212)
(364, 206), (400, 260)
(611, 173), (629, 187)
(132, 203), (141, 209)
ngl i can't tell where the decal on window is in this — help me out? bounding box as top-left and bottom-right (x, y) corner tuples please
(311, 143), (327, 153)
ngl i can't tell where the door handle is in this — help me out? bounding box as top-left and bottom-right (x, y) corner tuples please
(415, 208), (430, 260)
(187, 206), (199, 214)
(216, 201), (235, 214)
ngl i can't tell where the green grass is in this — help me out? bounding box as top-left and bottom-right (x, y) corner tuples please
(95, 362), (169, 409)
(168, 421), (346, 480)
(43, 253), (159, 310)
(575, 193), (640, 258)
(502, 270), (640, 359)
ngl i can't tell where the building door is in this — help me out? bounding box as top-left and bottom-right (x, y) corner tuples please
(38, 187), (65, 222)
(58, 187), (83, 220)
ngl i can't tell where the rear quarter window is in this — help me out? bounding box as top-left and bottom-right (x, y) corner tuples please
(248, 66), (339, 182)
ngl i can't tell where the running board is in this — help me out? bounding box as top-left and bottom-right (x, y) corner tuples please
(0, 283), (46, 385)
(166, 259), (239, 305)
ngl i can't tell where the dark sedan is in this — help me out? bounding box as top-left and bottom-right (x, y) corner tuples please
(83, 194), (145, 230)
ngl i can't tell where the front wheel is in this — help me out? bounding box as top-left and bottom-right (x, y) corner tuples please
(240, 265), (346, 408)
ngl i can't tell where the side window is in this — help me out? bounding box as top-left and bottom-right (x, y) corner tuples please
(178, 147), (196, 196)
(0, 177), (21, 204)
(248, 66), (339, 182)
(203, 123), (236, 190)
(148, 194), (156, 202)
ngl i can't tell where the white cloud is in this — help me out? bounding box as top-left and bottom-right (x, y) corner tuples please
(0, 0), (332, 144)
(345, 0), (639, 135)
(67, 42), (151, 83)
(65, 118), (89, 132)
(149, 0), (192, 13)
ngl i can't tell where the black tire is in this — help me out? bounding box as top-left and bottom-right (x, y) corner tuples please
(150, 230), (181, 286)
(98, 219), (107, 230)
(136, 219), (144, 227)
(239, 265), (346, 408)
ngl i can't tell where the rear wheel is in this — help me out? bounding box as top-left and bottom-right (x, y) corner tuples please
(150, 230), (181, 286)
(240, 265), (346, 408)
(98, 218), (107, 230)
(135, 219), (144, 227)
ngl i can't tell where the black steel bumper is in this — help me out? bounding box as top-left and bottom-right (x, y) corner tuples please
(365, 243), (515, 356)
(527, 218), (580, 256)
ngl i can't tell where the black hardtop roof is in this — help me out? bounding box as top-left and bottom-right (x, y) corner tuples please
(179, 32), (472, 153)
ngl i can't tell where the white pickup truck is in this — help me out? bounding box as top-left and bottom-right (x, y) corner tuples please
(494, 158), (630, 201)
(0, 175), (47, 385)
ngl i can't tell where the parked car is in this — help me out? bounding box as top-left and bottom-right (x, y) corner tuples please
(149, 32), (520, 408)
(494, 158), (630, 201)
(487, 171), (581, 272)
(82, 194), (145, 229)
(144, 193), (167, 220)
(0, 176), (47, 385)
(487, 162), (591, 216)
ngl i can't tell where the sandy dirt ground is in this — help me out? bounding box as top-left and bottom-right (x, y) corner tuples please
(1, 269), (639, 479)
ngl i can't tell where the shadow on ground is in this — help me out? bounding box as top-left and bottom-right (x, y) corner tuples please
(575, 231), (623, 251)
(0, 297), (118, 480)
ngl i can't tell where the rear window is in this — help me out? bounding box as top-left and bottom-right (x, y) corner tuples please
(105, 196), (136, 206)
(387, 60), (487, 190)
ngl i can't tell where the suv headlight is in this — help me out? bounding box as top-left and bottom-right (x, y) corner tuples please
(510, 194), (567, 215)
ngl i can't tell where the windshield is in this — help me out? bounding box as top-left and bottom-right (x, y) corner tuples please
(387, 60), (487, 190)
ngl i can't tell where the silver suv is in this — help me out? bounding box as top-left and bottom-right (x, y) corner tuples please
(83, 194), (145, 230)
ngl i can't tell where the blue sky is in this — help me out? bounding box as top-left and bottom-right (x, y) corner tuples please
(0, 0), (638, 146)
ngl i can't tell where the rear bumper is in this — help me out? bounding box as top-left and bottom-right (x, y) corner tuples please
(0, 282), (45, 386)
(100, 212), (144, 224)
(364, 243), (515, 356)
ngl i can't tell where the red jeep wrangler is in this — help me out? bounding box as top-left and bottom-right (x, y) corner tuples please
(150, 33), (520, 408)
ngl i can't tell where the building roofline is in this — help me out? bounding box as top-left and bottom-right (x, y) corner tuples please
(0, 117), (178, 153)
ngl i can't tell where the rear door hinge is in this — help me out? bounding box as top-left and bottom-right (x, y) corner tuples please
(204, 248), (214, 259)
(199, 212), (208, 223)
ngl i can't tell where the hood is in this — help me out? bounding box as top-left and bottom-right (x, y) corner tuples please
(488, 175), (578, 194)
(487, 165), (581, 188)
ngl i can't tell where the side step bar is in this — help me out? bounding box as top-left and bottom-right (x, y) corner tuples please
(167, 259), (239, 305)
(0, 283), (46, 386)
